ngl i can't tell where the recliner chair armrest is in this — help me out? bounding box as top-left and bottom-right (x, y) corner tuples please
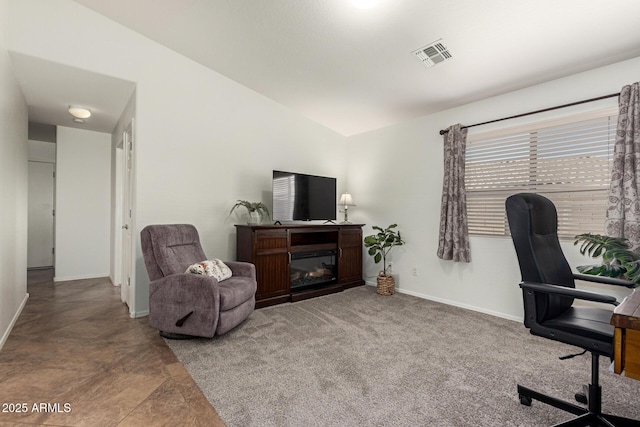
(520, 281), (619, 306)
(149, 273), (221, 305)
(225, 261), (256, 279)
(573, 273), (637, 288)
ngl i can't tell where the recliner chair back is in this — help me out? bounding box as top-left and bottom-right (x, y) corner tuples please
(141, 224), (207, 280)
(506, 193), (575, 323)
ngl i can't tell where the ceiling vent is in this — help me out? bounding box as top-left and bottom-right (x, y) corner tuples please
(412, 40), (453, 68)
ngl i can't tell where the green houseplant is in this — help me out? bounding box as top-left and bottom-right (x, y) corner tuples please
(229, 200), (270, 225)
(364, 224), (405, 295)
(574, 233), (640, 284)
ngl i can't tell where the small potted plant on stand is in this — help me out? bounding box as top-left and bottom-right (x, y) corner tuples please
(364, 224), (405, 295)
(229, 200), (270, 225)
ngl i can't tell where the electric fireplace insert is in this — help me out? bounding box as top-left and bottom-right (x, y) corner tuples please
(290, 249), (337, 291)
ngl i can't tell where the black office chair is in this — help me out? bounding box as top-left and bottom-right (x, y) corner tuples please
(506, 193), (640, 427)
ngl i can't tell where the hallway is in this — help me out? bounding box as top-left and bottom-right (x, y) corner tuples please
(0, 270), (225, 426)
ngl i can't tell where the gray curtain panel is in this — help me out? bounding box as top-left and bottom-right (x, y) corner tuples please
(606, 83), (640, 251)
(437, 124), (471, 262)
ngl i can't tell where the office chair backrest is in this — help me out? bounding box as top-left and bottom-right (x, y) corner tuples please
(141, 224), (208, 281)
(506, 193), (575, 322)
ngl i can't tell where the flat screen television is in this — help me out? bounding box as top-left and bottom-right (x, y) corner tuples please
(272, 170), (337, 222)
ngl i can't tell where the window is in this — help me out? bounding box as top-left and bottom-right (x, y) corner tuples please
(465, 110), (617, 239)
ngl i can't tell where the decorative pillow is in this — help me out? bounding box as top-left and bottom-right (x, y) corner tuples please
(185, 258), (232, 281)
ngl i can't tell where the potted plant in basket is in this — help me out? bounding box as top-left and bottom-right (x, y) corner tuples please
(364, 224), (405, 295)
(229, 200), (270, 225)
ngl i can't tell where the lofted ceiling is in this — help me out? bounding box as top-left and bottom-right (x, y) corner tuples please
(14, 0), (640, 136)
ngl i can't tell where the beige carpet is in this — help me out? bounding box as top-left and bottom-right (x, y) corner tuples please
(166, 286), (640, 426)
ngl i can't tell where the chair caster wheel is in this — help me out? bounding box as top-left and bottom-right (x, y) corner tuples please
(574, 392), (587, 405)
(519, 395), (532, 406)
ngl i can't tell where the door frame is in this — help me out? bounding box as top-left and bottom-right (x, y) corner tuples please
(114, 118), (135, 315)
(113, 138), (123, 290)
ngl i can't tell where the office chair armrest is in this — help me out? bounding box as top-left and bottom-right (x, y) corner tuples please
(520, 281), (619, 306)
(573, 273), (637, 288)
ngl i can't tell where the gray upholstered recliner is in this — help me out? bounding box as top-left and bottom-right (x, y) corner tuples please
(141, 224), (256, 338)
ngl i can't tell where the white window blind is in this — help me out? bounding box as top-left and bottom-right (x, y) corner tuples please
(465, 111), (617, 239)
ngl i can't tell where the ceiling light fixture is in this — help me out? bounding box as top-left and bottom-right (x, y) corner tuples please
(68, 105), (92, 119)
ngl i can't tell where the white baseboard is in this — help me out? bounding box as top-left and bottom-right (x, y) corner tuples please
(131, 310), (148, 318)
(54, 273), (111, 282)
(364, 280), (522, 323)
(0, 292), (29, 350)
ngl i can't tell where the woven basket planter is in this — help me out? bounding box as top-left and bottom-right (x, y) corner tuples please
(376, 272), (395, 295)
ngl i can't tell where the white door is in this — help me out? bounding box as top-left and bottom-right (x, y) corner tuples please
(28, 161), (55, 268)
(120, 121), (134, 307)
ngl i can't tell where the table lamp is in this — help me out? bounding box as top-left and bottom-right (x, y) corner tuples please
(339, 193), (356, 224)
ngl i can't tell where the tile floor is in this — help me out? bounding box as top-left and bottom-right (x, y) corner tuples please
(0, 269), (225, 427)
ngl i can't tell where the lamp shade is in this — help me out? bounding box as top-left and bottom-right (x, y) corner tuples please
(339, 193), (356, 206)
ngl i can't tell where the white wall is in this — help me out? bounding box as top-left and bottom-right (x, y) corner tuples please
(10, 0), (635, 321)
(28, 139), (55, 162)
(55, 126), (111, 281)
(347, 56), (640, 321)
(128, 32), (348, 316)
(8, 0), (348, 316)
(0, 0), (28, 349)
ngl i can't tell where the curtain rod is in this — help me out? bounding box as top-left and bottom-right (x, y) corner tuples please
(438, 92), (620, 135)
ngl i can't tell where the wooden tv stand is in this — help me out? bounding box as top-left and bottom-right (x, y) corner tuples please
(235, 224), (364, 308)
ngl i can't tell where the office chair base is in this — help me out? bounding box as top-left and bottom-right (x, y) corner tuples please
(517, 384), (640, 427)
(574, 384), (589, 405)
(575, 392), (588, 405)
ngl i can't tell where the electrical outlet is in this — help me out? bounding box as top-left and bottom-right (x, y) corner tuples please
(412, 267), (418, 277)
(387, 262), (393, 273)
